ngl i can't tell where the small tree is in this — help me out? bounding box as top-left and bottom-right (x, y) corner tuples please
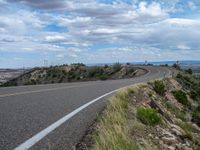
(172, 63), (180, 70)
(153, 80), (165, 95)
(186, 68), (192, 74)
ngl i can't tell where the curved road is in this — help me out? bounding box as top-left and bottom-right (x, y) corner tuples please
(0, 66), (171, 150)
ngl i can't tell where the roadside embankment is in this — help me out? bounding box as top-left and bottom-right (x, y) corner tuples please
(76, 73), (200, 150)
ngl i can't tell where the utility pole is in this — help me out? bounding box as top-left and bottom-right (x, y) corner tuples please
(44, 59), (48, 67)
(145, 60), (147, 65)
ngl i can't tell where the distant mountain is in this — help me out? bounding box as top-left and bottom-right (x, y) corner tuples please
(145, 60), (200, 65)
(0, 69), (28, 85)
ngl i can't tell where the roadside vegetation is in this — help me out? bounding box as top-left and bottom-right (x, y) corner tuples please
(76, 72), (200, 150)
(175, 70), (200, 129)
(172, 90), (189, 106)
(1, 63), (146, 87)
(136, 106), (160, 126)
(152, 80), (165, 95)
(94, 90), (139, 150)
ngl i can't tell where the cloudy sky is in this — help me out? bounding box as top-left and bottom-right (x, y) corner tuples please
(0, 0), (200, 68)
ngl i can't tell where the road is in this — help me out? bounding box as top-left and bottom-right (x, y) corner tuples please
(0, 66), (171, 150)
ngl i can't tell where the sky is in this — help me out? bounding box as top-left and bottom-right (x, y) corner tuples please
(0, 0), (200, 68)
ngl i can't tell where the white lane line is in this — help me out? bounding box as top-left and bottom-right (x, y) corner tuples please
(14, 89), (119, 150)
(14, 67), (154, 150)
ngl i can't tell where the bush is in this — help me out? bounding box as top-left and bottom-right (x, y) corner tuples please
(190, 90), (198, 100)
(192, 111), (200, 127)
(137, 106), (160, 126)
(172, 90), (189, 106)
(127, 88), (135, 95)
(87, 66), (103, 77)
(112, 63), (122, 73)
(186, 68), (193, 74)
(153, 80), (165, 95)
(176, 72), (200, 101)
(104, 64), (109, 68)
(99, 74), (108, 80)
(196, 105), (200, 111)
(172, 63), (180, 70)
(176, 73), (182, 78)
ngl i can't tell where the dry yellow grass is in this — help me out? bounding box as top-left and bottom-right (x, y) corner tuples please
(93, 90), (139, 150)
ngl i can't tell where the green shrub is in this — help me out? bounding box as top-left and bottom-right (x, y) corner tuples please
(99, 74), (108, 80)
(153, 80), (165, 95)
(112, 63), (122, 73)
(190, 90), (198, 100)
(87, 66), (103, 77)
(137, 106), (160, 126)
(176, 72), (200, 101)
(172, 63), (180, 70)
(62, 70), (67, 76)
(127, 88), (135, 95)
(196, 105), (200, 111)
(52, 74), (57, 78)
(68, 71), (76, 79)
(172, 90), (189, 106)
(186, 68), (193, 74)
(104, 64), (109, 68)
(192, 111), (200, 127)
(176, 73), (182, 78)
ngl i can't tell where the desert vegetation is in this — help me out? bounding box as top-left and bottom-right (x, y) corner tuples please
(175, 71), (200, 128)
(76, 75), (200, 150)
(152, 80), (165, 95)
(1, 63), (146, 87)
(136, 106), (160, 126)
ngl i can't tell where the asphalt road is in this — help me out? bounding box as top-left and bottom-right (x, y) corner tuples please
(0, 66), (171, 150)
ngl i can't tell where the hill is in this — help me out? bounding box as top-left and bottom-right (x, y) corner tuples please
(1, 63), (147, 87)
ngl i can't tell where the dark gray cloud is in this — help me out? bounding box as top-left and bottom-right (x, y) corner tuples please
(6, 0), (70, 9)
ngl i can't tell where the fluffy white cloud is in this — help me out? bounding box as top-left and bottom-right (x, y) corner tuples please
(138, 2), (167, 17)
(45, 35), (66, 42)
(0, 0), (200, 67)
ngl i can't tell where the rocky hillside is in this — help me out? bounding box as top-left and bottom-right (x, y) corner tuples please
(1, 63), (147, 87)
(76, 72), (200, 150)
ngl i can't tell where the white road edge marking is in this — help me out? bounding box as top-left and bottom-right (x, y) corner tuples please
(14, 89), (119, 150)
(14, 67), (165, 150)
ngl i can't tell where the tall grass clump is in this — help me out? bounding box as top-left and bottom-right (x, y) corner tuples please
(165, 101), (187, 121)
(94, 89), (139, 150)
